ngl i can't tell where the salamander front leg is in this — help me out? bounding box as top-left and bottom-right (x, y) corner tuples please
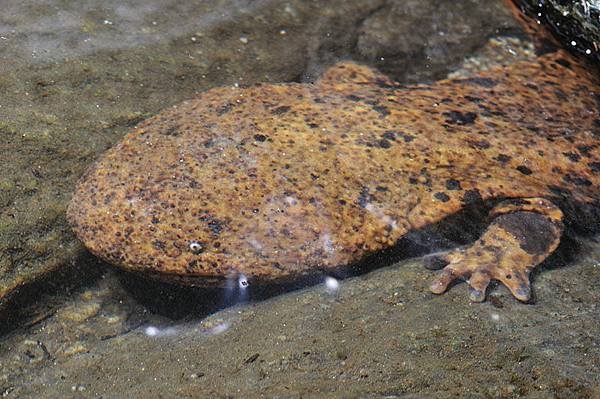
(425, 198), (563, 302)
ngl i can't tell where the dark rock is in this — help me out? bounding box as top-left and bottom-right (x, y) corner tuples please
(356, 0), (523, 82)
(510, 0), (600, 64)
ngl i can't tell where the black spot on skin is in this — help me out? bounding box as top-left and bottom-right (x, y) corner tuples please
(525, 82), (539, 91)
(445, 179), (462, 190)
(440, 98), (453, 104)
(495, 154), (511, 163)
(272, 106), (291, 115)
(479, 107), (506, 118)
(555, 58), (571, 68)
(253, 134), (267, 142)
(346, 95), (361, 101)
(376, 186), (388, 192)
(516, 165), (532, 175)
(589, 162), (600, 173)
(577, 145), (592, 156)
(319, 138), (335, 148)
(554, 89), (568, 101)
(563, 174), (592, 186)
(272, 262), (284, 270)
(382, 131), (396, 141)
(357, 187), (371, 208)
(372, 104), (390, 117)
(308, 123), (319, 129)
(460, 77), (497, 88)
(384, 131), (414, 142)
(207, 219), (223, 235)
(163, 125), (180, 136)
(103, 193), (115, 205)
(187, 260), (198, 270)
(443, 110), (478, 125)
(400, 134), (415, 142)
(464, 95), (483, 103)
(434, 192), (450, 202)
(281, 228), (292, 237)
(409, 177), (418, 185)
(593, 119), (600, 137)
(562, 152), (580, 162)
(378, 139), (391, 149)
(151, 216), (160, 224)
(469, 140), (490, 150)
(338, 199), (347, 205)
(547, 185), (571, 198)
(200, 215), (225, 235)
(462, 189), (482, 205)
(496, 212), (559, 255)
(216, 103), (233, 115)
(153, 241), (166, 250)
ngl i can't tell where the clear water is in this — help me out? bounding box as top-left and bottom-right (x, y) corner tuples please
(0, 0), (599, 397)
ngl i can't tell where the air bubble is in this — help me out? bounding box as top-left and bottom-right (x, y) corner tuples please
(145, 326), (159, 336)
(325, 276), (340, 294)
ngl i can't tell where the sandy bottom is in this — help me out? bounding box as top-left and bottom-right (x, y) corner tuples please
(0, 236), (599, 398)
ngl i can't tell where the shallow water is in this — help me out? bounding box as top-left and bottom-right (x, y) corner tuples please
(0, 1), (599, 397)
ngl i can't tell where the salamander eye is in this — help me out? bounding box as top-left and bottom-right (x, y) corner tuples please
(189, 241), (204, 254)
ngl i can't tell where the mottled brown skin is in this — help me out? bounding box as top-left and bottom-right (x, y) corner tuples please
(68, 50), (599, 302)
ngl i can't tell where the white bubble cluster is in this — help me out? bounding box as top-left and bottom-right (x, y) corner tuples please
(144, 325), (178, 337)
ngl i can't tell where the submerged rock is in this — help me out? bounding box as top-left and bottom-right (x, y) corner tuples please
(356, 0), (521, 81)
(509, 0), (600, 64)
